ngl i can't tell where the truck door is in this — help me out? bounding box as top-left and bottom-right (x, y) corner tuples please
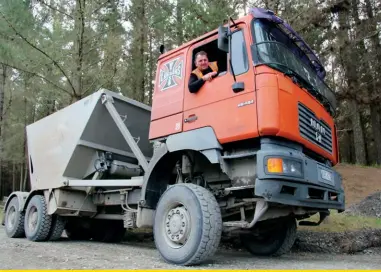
(183, 23), (258, 144)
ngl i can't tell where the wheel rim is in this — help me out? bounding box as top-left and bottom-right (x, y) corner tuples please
(27, 206), (38, 233)
(6, 206), (16, 230)
(163, 203), (191, 249)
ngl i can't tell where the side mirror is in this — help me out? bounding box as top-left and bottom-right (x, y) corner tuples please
(217, 26), (229, 53)
(232, 82), (245, 93)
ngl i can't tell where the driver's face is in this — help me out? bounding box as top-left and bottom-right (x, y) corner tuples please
(195, 54), (209, 70)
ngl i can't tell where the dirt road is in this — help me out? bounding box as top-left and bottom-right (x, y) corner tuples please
(0, 227), (380, 270)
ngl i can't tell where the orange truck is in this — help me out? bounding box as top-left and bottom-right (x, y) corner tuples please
(2, 7), (344, 266)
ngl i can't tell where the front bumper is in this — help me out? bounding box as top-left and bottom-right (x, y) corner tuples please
(254, 141), (345, 211)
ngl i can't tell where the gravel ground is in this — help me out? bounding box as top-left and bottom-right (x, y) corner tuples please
(344, 191), (381, 218)
(1, 226), (381, 270)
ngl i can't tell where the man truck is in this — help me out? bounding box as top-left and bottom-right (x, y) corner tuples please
(2, 7), (345, 266)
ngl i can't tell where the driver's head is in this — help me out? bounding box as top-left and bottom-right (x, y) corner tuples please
(194, 51), (209, 71)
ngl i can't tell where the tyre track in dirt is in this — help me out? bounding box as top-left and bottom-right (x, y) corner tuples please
(0, 227), (381, 270)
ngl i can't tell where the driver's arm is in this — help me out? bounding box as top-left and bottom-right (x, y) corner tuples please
(188, 74), (205, 93)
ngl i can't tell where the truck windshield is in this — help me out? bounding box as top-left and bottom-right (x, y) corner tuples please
(251, 18), (336, 116)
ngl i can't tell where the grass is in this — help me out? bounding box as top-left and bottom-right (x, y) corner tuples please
(0, 209), (3, 223)
(300, 210), (381, 233)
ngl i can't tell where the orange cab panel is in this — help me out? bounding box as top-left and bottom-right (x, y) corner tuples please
(149, 112), (183, 140)
(255, 67), (337, 164)
(183, 92), (258, 144)
(150, 50), (186, 121)
(276, 71), (337, 164)
(255, 73), (280, 135)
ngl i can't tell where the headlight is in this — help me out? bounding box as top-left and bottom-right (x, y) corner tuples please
(266, 157), (303, 177)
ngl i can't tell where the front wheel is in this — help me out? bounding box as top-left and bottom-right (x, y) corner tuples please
(240, 216), (297, 257)
(153, 183), (222, 266)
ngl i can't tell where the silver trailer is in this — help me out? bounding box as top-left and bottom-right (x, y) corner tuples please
(2, 89), (345, 266)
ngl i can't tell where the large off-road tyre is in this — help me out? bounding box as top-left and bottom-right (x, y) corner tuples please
(91, 220), (126, 243)
(48, 215), (66, 241)
(24, 195), (52, 242)
(153, 183), (222, 266)
(4, 197), (25, 238)
(240, 216), (297, 257)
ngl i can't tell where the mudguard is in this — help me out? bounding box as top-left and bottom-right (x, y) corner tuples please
(165, 127), (222, 152)
(139, 127), (224, 210)
(1, 191), (29, 225)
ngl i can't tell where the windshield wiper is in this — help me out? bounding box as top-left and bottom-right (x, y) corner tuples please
(284, 69), (334, 115)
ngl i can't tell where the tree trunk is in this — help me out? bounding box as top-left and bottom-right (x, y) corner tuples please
(22, 97), (27, 191)
(336, 2), (367, 164)
(148, 28), (153, 105)
(12, 161), (16, 191)
(138, 0), (146, 103)
(0, 64), (6, 197)
(19, 162), (23, 191)
(349, 99), (367, 164)
(176, 0), (183, 46)
(73, 0), (85, 98)
(363, 0), (381, 164)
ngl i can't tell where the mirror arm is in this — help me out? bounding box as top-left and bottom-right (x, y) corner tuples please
(227, 20), (237, 83)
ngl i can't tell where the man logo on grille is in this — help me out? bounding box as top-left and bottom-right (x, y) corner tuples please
(310, 117), (326, 143)
(159, 57), (183, 91)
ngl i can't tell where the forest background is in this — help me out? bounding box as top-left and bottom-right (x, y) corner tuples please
(0, 0), (379, 197)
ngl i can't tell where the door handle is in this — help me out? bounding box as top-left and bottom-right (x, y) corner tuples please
(184, 114), (197, 123)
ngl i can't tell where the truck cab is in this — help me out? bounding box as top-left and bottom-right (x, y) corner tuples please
(137, 7), (344, 264)
(150, 7), (338, 164)
(148, 7), (343, 209)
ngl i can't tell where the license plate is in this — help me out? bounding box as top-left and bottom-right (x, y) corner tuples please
(320, 169), (333, 185)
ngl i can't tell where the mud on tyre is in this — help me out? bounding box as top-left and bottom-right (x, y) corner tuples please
(153, 183), (222, 266)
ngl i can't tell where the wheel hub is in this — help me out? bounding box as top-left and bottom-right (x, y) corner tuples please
(27, 207), (38, 232)
(165, 206), (190, 245)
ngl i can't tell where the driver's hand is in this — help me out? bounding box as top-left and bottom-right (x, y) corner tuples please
(202, 72), (217, 81)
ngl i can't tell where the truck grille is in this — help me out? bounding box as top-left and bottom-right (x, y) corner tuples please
(298, 103), (332, 154)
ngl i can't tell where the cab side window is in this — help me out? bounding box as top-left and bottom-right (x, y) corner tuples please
(192, 39), (228, 76)
(230, 30), (249, 76)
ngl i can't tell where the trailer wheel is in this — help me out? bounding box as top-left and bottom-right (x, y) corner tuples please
(24, 195), (52, 242)
(240, 216), (297, 257)
(48, 215), (66, 241)
(153, 183), (222, 266)
(4, 197), (25, 238)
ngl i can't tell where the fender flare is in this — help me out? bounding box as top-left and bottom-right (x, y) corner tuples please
(140, 127), (229, 209)
(1, 191), (29, 225)
(3, 191), (29, 212)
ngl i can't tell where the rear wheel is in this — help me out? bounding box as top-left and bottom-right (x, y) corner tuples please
(153, 183), (222, 266)
(240, 216), (297, 257)
(48, 215), (66, 241)
(4, 197), (25, 238)
(24, 195), (52, 242)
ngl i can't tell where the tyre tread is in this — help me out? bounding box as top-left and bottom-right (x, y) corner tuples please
(48, 215), (66, 241)
(25, 195), (52, 242)
(5, 197), (25, 238)
(271, 218), (297, 256)
(180, 184), (222, 266)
